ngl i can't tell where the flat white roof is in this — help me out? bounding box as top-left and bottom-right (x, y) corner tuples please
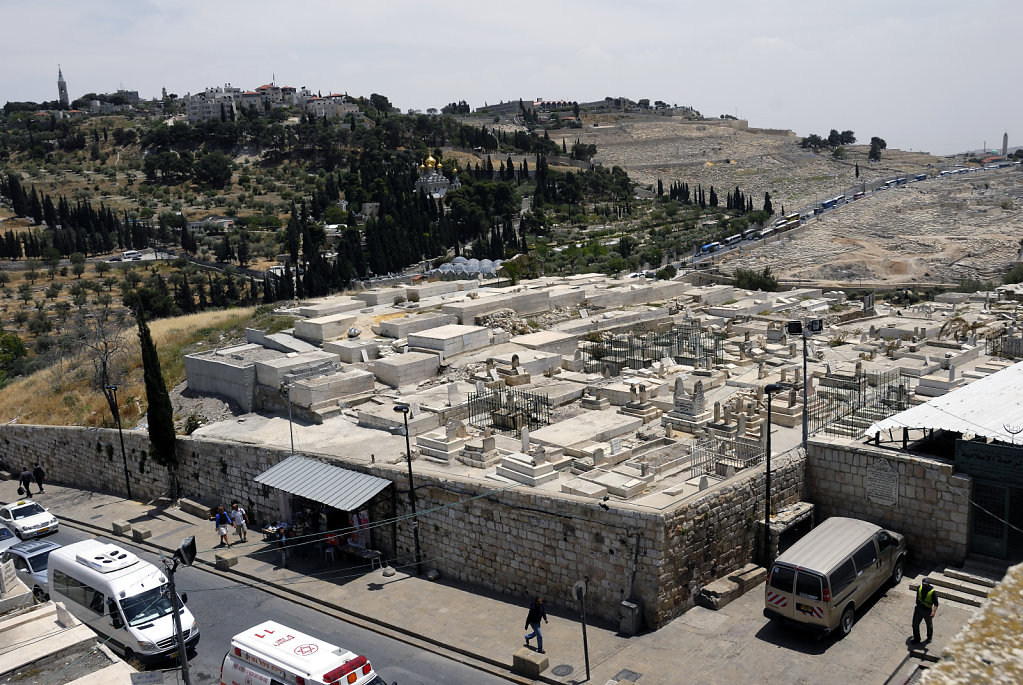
(867, 360), (1023, 442)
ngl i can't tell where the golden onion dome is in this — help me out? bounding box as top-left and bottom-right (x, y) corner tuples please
(425, 155), (436, 168)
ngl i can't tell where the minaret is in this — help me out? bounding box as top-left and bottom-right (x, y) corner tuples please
(1003, 132), (1009, 159)
(57, 66), (69, 109)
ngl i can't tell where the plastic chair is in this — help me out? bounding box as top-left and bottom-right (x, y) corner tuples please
(324, 546), (337, 562)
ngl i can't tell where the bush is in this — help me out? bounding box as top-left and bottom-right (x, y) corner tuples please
(733, 266), (779, 292)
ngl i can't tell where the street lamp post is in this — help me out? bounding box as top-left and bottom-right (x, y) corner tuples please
(104, 385), (132, 500)
(393, 404), (424, 575)
(763, 383), (784, 566)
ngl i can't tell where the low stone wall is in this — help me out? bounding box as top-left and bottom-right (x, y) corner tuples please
(0, 422), (804, 628)
(804, 437), (971, 565)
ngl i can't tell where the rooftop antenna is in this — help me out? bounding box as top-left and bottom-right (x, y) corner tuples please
(1004, 423), (1023, 445)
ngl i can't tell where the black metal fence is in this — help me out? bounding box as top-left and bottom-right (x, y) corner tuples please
(466, 386), (552, 433)
(986, 331), (1023, 359)
(582, 321), (725, 374)
(690, 434), (765, 478)
(807, 369), (915, 438)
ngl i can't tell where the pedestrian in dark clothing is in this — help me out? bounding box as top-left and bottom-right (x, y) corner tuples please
(524, 597), (549, 653)
(18, 468), (33, 497)
(211, 505), (232, 547)
(911, 578), (939, 644)
(32, 464), (45, 493)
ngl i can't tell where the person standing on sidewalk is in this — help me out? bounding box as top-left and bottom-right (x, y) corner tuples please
(230, 502), (249, 543)
(32, 464), (46, 494)
(524, 597), (549, 654)
(212, 505), (232, 547)
(911, 578), (939, 644)
(18, 467), (33, 497)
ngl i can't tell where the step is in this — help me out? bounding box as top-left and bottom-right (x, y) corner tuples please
(959, 555), (1012, 582)
(925, 573), (989, 598)
(943, 568), (999, 589)
(909, 582), (983, 608)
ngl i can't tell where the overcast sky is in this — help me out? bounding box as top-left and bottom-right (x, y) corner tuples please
(1, 0), (1018, 156)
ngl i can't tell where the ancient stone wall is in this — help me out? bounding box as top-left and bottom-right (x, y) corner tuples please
(0, 423), (804, 627)
(804, 437), (972, 565)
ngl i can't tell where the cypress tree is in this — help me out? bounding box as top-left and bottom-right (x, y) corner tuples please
(137, 309), (178, 474)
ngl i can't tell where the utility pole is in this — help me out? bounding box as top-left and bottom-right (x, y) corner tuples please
(163, 536), (196, 685)
(104, 385), (132, 499)
(393, 404), (423, 575)
(574, 577), (591, 681)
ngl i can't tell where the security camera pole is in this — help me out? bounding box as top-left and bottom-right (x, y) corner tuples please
(574, 577), (590, 681)
(786, 318), (822, 448)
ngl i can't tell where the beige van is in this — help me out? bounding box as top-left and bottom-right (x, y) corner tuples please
(763, 516), (907, 637)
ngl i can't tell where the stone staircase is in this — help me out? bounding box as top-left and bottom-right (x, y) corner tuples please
(909, 556), (1010, 609)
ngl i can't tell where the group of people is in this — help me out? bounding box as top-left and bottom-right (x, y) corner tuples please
(17, 464), (45, 497)
(212, 502), (249, 547)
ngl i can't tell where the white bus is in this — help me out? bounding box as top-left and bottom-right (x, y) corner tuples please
(724, 234), (742, 246)
(121, 250), (142, 261)
(48, 540), (199, 665)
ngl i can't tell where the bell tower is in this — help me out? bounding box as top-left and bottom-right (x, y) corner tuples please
(57, 66), (69, 109)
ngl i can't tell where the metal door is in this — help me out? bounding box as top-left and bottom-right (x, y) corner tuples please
(970, 481), (1009, 558)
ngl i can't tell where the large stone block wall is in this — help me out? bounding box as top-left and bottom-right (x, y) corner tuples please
(805, 437), (971, 565)
(0, 422), (805, 628)
(656, 450), (805, 625)
(183, 354), (255, 412)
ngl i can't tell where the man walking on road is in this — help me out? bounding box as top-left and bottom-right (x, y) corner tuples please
(524, 597), (549, 654)
(18, 467), (33, 497)
(911, 578), (939, 644)
(212, 505), (232, 547)
(230, 501), (248, 543)
(32, 464), (46, 494)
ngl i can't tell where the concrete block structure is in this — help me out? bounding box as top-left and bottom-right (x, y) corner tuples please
(408, 325), (490, 356)
(290, 369), (375, 408)
(254, 350), (339, 387)
(373, 352), (441, 388)
(376, 312), (458, 339)
(322, 339), (380, 363)
(354, 287), (404, 306)
(511, 331), (578, 357)
(297, 297), (364, 318)
(294, 313), (358, 343)
(184, 344), (283, 412)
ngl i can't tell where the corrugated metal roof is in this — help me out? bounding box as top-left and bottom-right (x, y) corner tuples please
(255, 456), (391, 511)
(867, 360), (1023, 442)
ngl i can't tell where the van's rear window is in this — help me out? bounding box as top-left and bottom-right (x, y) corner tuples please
(769, 565), (795, 592)
(795, 571), (823, 601)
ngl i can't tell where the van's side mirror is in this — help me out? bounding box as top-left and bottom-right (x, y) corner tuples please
(180, 592), (188, 605)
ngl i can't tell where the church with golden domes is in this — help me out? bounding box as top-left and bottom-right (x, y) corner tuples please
(415, 155), (460, 200)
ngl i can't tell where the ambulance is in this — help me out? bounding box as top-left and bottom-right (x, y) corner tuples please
(221, 621), (385, 685)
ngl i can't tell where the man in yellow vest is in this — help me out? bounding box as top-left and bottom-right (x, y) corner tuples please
(911, 577), (938, 644)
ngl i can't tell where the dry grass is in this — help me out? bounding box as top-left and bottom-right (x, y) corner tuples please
(0, 307), (255, 428)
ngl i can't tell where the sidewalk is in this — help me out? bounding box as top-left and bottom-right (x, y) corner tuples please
(3, 480), (973, 685)
(1, 480), (633, 685)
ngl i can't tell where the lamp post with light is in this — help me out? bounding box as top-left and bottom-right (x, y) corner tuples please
(393, 404), (424, 575)
(763, 383), (784, 565)
(103, 384), (132, 500)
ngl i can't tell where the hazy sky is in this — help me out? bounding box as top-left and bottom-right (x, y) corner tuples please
(2, 0), (1019, 156)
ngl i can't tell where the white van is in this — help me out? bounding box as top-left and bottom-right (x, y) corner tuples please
(764, 517), (906, 638)
(47, 540), (199, 664)
(221, 621), (384, 685)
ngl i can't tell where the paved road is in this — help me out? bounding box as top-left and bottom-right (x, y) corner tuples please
(47, 527), (513, 685)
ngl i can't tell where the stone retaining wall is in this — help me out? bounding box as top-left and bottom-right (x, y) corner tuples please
(0, 423), (804, 628)
(805, 437), (972, 565)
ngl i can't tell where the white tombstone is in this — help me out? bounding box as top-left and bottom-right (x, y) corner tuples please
(476, 380), (486, 394)
(521, 426), (530, 453)
(448, 383), (461, 407)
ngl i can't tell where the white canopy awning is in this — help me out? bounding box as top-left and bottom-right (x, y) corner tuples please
(255, 456), (391, 511)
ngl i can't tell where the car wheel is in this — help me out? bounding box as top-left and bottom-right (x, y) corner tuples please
(33, 586), (47, 603)
(124, 648), (137, 666)
(839, 605), (855, 638)
(891, 557), (904, 586)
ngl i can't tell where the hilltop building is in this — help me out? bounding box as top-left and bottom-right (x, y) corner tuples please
(1003, 132), (1009, 159)
(57, 66), (68, 109)
(183, 82), (360, 123)
(414, 155), (460, 199)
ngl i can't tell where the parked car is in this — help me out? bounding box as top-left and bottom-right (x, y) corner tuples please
(764, 516), (907, 638)
(2, 539), (61, 602)
(0, 500), (60, 540)
(0, 527), (20, 554)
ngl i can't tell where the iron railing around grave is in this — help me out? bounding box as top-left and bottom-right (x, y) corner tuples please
(986, 331), (1023, 360)
(807, 369), (916, 439)
(689, 434), (765, 479)
(582, 322), (725, 374)
(466, 386), (552, 433)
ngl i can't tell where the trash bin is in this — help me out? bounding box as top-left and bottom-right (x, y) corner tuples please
(619, 599), (642, 636)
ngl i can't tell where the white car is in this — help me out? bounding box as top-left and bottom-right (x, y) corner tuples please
(0, 500), (59, 540)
